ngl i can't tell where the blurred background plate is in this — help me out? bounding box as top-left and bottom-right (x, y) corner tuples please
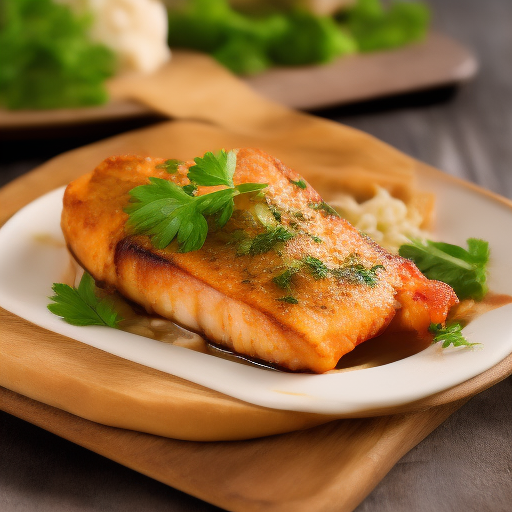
(0, 32), (476, 130)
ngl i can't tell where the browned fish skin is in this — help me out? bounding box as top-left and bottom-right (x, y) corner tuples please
(62, 149), (457, 373)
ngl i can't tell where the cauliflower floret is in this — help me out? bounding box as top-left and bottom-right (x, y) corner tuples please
(329, 186), (426, 253)
(58, 0), (171, 74)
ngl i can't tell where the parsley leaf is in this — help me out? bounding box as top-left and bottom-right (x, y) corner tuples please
(290, 178), (307, 189)
(156, 159), (183, 173)
(187, 149), (236, 187)
(48, 272), (122, 328)
(126, 177), (266, 253)
(126, 149), (268, 253)
(429, 322), (477, 349)
(399, 238), (489, 301)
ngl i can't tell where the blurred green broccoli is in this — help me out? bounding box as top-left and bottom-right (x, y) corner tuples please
(0, 0), (116, 110)
(345, 0), (430, 52)
(268, 10), (357, 66)
(167, 0), (430, 75)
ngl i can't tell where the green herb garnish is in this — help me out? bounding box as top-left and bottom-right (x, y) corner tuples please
(331, 264), (383, 287)
(276, 296), (299, 305)
(272, 264), (302, 290)
(268, 204), (282, 222)
(429, 322), (477, 349)
(302, 255), (383, 286)
(303, 256), (329, 280)
(245, 226), (295, 256)
(273, 254), (384, 294)
(156, 159), (183, 173)
(309, 234), (323, 243)
(399, 238), (489, 301)
(48, 272), (122, 328)
(125, 150), (267, 253)
(290, 178), (307, 189)
(187, 149), (236, 187)
(309, 201), (341, 217)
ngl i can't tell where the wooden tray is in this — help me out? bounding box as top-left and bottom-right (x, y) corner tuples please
(1, 54), (509, 510)
(0, 33), (477, 129)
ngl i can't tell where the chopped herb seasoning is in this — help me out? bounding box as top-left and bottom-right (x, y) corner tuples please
(276, 296), (299, 304)
(331, 264), (384, 287)
(290, 178), (307, 189)
(156, 159), (183, 173)
(272, 267), (300, 290)
(303, 256), (329, 279)
(238, 226), (295, 256)
(309, 201), (341, 217)
(268, 204), (282, 222)
(309, 234), (323, 243)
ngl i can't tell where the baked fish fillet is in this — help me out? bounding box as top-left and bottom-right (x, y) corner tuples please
(62, 148), (457, 373)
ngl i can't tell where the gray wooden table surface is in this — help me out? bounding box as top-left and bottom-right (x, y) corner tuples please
(1, 0), (512, 510)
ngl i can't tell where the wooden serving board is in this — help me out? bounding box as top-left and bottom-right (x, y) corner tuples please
(0, 53), (509, 510)
(0, 33), (477, 129)
(2, 120), (512, 511)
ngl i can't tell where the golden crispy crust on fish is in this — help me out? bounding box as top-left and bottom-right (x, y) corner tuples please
(62, 149), (457, 373)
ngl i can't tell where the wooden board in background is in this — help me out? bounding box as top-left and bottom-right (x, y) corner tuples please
(0, 33), (477, 130)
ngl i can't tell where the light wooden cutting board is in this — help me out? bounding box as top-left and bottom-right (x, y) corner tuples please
(0, 53), (509, 512)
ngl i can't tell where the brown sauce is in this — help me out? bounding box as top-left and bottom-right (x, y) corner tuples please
(61, 254), (512, 374)
(328, 293), (512, 373)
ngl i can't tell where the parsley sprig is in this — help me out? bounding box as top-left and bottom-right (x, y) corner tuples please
(48, 272), (123, 328)
(429, 322), (477, 349)
(125, 150), (267, 253)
